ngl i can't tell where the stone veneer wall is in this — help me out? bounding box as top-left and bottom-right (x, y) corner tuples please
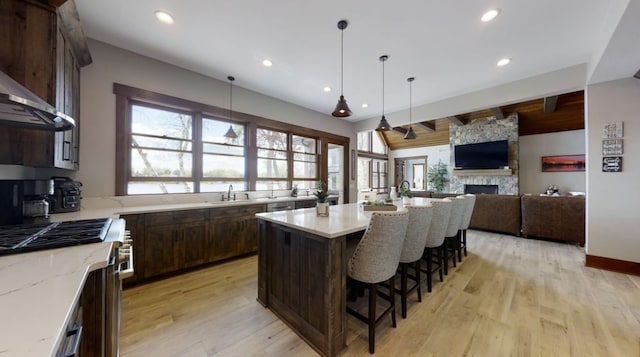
(449, 114), (519, 195)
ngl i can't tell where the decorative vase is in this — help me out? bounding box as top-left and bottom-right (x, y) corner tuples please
(389, 187), (398, 200)
(316, 202), (329, 217)
(402, 196), (411, 205)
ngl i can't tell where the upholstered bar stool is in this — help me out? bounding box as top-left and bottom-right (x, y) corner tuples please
(457, 194), (476, 260)
(443, 196), (466, 272)
(422, 199), (452, 292)
(397, 205), (433, 318)
(347, 211), (409, 354)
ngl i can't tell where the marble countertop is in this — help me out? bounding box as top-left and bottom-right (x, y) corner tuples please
(0, 193), (326, 356)
(50, 195), (322, 221)
(0, 241), (115, 357)
(255, 198), (434, 238)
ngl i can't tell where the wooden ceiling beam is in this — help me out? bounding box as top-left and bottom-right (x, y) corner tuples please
(447, 115), (468, 126)
(490, 107), (504, 119)
(375, 130), (389, 148)
(392, 127), (408, 134)
(543, 95), (558, 113)
(415, 121), (436, 132)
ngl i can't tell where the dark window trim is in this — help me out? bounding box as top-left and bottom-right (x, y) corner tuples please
(114, 83), (350, 198)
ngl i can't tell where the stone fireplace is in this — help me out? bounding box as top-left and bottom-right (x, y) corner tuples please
(449, 115), (519, 195)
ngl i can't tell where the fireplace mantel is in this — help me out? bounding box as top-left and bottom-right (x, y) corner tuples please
(452, 168), (513, 176)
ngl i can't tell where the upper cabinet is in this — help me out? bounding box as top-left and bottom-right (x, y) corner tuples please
(0, 0), (91, 169)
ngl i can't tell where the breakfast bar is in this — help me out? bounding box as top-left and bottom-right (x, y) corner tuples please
(256, 200), (431, 356)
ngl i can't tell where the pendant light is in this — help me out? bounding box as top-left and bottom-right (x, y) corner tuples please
(331, 20), (352, 117)
(224, 76), (238, 139)
(404, 77), (417, 140)
(375, 55), (391, 131)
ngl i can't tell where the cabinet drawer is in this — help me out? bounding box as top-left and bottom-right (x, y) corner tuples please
(145, 209), (209, 225)
(211, 204), (266, 218)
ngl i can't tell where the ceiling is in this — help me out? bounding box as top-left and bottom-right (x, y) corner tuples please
(382, 91), (585, 150)
(73, 0), (632, 123)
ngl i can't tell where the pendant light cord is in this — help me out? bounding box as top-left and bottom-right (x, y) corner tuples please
(409, 79), (412, 126)
(381, 58), (385, 115)
(229, 79), (233, 120)
(340, 28), (344, 96)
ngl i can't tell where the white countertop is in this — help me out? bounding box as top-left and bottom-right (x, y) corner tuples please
(50, 195), (321, 221)
(0, 242), (115, 357)
(0, 193), (323, 356)
(255, 198), (434, 238)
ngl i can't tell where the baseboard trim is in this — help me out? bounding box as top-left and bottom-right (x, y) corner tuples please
(585, 254), (640, 276)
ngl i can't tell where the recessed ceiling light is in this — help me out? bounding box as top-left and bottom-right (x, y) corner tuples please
(155, 10), (174, 24)
(481, 9), (501, 22)
(497, 58), (511, 67)
(361, 103), (369, 108)
(262, 59), (273, 67)
(323, 87), (331, 92)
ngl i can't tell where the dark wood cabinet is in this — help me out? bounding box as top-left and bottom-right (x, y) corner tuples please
(210, 204), (265, 260)
(142, 209), (209, 279)
(0, 0), (89, 169)
(123, 203), (267, 284)
(295, 199), (316, 209)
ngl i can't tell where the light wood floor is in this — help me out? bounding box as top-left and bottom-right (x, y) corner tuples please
(120, 230), (640, 356)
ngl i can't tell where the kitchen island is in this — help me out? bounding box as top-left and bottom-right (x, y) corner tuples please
(256, 201), (431, 356)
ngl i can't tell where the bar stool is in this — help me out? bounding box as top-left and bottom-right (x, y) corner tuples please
(422, 199), (452, 292)
(444, 196), (466, 272)
(397, 205), (432, 318)
(347, 210), (409, 354)
(457, 194), (476, 259)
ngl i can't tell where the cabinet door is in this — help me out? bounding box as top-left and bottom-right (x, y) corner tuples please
(54, 24), (79, 170)
(210, 216), (239, 261)
(144, 224), (183, 279)
(182, 221), (209, 268)
(237, 213), (259, 255)
(0, 0), (56, 167)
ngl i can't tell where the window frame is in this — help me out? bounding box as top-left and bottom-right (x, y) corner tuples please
(114, 83), (350, 198)
(356, 130), (389, 193)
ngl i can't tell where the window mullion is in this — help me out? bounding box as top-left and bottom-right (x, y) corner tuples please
(193, 112), (203, 193)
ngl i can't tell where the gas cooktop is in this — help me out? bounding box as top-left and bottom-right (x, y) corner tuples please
(0, 218), (112, 256)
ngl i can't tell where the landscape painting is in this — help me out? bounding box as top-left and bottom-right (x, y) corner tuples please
(541, 154), (586, 172)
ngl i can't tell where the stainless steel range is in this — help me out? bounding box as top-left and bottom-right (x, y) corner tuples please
(0, 218), (112, 256)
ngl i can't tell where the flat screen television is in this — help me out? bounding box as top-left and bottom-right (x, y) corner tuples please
(454, 140), (509, 169)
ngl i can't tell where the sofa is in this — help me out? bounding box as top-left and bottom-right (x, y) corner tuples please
(521, 195), (585, 246)
(469, 194), (522, 236)
(423, 192), (585, 245)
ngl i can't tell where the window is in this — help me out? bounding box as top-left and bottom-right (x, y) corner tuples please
(256, 128), (289, 190)
(201, 117), (246, 191)
(356, 130), (389, 193)
(115, 84), (350, 197)
(128, 103), (195, 194)
(291, 135), (318, 191)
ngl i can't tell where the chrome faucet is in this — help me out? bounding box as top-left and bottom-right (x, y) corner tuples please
(227, 184), (234, 201)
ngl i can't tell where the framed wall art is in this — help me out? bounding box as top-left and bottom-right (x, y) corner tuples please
(541, 154), (586, 172)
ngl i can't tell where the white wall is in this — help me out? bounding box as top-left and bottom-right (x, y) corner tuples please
(77, 39), (356, 199)
(519, 130), (586, 195)
(389, 144), (450, 189)
(586, 77), (640, 263)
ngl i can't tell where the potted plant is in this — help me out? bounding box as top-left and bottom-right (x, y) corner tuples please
(314, 181), (330, 216)
(427, 160), (449, 193)
(398, 180), (413, 204)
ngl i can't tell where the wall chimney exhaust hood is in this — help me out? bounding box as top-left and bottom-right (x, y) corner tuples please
(0, 70), (75, 131)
